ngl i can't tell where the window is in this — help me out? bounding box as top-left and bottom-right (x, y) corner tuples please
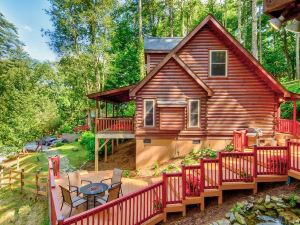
(188, 100), (200, 128)
(144, 99), (155, 127)
(210, 50), (227, 77)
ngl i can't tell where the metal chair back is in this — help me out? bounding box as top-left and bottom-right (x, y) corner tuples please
(111, 168), (123, 184)
(107, 182), (122, 202)
(60, 185), (72, 206)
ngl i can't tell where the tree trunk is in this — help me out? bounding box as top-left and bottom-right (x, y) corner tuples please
(138, 0), (145, 78)
(169, 0), (174, 37)
(258, 4), (263, 63)
(251, 0), (258, 59)
(223, 0), (227, 28)
(296, 33), (300, 81)
(237, 0), (242, 43)
(180, 0), (185, 36)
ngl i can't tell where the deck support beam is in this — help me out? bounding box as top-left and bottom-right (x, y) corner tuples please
(95, 138), (99, 171)
(105, 139), (108, 162)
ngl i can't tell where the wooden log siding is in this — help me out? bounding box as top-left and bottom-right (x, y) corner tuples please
(147, 53), (167, 72)
(135, 58), (207, 137)
(178, 26), (277, 137)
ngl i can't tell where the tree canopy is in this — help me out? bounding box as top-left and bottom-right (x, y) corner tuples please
(0, 0), (299, 148)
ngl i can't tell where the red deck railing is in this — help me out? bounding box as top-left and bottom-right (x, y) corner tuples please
(63, 182), (163, 225)
(233, 130), (248, 152)
(277, 119), (294, 134)
(219, 152), (255, 184)
(49, 141), (300, 224)
(96, 118), (134, 132)
(48, 157), (64, 225)
(163, 173), (183, 206)
(182, 165), (201, 198)
(289, 141), (300, 172)
(254, 145), (288, 175)
(202, 158), (219, 189)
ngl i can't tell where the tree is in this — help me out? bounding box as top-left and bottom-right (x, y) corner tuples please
(237, 0), (242, 42)
(251, 0), (258, 59)
(0, 13), (23, 59)
(138, 0), (145, 78)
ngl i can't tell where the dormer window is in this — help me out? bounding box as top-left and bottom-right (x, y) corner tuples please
(209, 50), (227, 77)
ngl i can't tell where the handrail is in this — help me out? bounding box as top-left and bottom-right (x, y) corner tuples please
(48, 141), (300, 224)
(63, 181), (163, 224)
(48, 158), (64, 225)
(96, 117), (135, 132)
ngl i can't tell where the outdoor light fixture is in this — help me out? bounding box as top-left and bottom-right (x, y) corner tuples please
(286, 16), (300, 33)
(269, 15), (286, 30)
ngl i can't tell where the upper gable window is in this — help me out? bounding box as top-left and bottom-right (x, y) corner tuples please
(209, 50), (227, 77)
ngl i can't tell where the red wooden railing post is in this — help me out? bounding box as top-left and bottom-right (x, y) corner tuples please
(50, 155), (60, 179)
(200, 158), (205, 192)
(293, 100), (297, 136)
(162, 173), (167, 209)
(181, 165), (186, 200)
(218, 152), (222, 186)
(253, 145), (257, 178)
(287, 140), (291, 170)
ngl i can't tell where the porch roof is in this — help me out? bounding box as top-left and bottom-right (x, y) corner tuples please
(87, 85), (136, 103)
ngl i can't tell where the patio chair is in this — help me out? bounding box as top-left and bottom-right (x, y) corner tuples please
(67, 172), (92, 196)
(60, 185), (88, 217)
(94, 182), (122, 206)
(100, 168), (123, 196)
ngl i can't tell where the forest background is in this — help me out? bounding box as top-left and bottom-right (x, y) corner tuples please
(0, 0), (299, 149)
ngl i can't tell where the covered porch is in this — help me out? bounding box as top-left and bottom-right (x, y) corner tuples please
(276, 95), (300, 136)
(87, 85), (136, 171)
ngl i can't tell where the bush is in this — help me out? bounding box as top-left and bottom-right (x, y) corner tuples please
(0, 146), (20, 158)
(224, 143), (234, 152)
(79, 131), (95, 160)
(55, 142), (64, 147)
(58, 124), (74, 134)
(182, 148), (217, 165)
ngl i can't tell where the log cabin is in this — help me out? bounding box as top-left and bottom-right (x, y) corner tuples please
(88, 15), (300, 169)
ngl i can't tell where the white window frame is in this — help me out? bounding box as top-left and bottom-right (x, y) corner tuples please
(188, 99), (200, 128)
(144, 99), (155, 127)
(209, 50), (228, 77)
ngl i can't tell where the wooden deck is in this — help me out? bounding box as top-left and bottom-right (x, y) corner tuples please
(56, 171), (160, 218)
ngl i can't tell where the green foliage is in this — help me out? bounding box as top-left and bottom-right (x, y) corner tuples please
(288, 194), (298, 208)
(183, 148), (217, 165)
(123, 170), (131, 178)
(79, 131), (95, 160)
(152, 161), (160, 176)
(0, 146), (19, 158)
(54, 142), (64, 148)
(224, 143), (234, 152)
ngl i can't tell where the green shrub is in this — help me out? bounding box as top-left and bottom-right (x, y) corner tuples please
(55, 142), (64, 147)
(182, 148), (217, 165)
(123, 170), (131, 178)
(224, 143), (234, 152)
(58, 124), (74, 134)
(79, 131), (112, 160)
(79, 131), (95, 160)
(0, 146), (19, 158)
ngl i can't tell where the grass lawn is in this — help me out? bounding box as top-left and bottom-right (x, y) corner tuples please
(54, 142), (87, 169)
(0, 188), (48, 225)
(0, 142), (88, 225)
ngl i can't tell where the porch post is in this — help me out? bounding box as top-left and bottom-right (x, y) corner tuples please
(105, 100), (108, 117)
(293, 99), (297, 135)
(95, 138), (99, 171)
(95, 99), (99, 133)
(104, 139), (108, 162)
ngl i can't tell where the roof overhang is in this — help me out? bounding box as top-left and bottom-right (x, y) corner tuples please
(87, 85), (136, 103)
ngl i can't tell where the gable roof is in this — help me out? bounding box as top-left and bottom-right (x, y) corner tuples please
(130, 14), (292, 98)
(144, 37), (183, 53)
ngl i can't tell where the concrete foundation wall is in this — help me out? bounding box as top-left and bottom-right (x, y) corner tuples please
(136, 138), (232, 168)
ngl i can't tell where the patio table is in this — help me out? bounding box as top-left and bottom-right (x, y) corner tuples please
(80, 183), (109, 208)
